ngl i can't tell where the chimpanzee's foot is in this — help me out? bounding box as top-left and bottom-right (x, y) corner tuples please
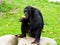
(31, 41), (40, 45)
(15, 34), (26, 38)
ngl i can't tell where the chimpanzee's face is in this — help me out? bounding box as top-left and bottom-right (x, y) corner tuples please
(24, 6), (34, 18)
(24, 9), (29, 18)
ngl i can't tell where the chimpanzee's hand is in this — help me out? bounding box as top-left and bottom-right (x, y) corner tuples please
(19, 18), (23, 22)
(19, 18), (26, 22)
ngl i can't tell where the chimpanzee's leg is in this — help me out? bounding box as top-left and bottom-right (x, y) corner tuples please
(28, 29), (35, 38)
(19, 18), (29, 38)
(31, 28), (42, 45)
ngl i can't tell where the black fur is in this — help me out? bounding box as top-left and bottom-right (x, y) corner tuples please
(19, 6), (44, 44)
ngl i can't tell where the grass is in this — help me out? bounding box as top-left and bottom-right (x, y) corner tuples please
(0, 0), (60, 45)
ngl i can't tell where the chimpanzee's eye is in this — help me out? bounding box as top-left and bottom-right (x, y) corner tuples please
(24, 9), (28, 12)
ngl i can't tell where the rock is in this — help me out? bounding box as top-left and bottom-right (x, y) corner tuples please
(0, 35), (57, 45)
(18, 37), (57, 45)
(0, 34), (18, 45)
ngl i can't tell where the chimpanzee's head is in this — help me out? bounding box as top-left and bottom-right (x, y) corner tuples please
(24, 6), (34, 18)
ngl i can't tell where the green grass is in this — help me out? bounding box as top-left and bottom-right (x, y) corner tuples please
(0, 0), (60, 45)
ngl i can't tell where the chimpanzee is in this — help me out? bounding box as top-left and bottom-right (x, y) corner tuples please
(19, 6), (44, 45)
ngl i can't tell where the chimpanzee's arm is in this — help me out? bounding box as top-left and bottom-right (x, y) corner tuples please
(19, 18), (29, 23)
(35, 26), (42, 42)
(31, 25), (43, 44)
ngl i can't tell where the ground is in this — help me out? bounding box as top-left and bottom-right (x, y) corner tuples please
(0, 0), (60, 45)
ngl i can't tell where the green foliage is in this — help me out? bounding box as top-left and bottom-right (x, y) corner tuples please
(0, 1), (15, 12)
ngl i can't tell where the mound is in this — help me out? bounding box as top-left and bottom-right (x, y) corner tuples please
(0, 35), (18, 45)
(18, 37), (57, 45)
